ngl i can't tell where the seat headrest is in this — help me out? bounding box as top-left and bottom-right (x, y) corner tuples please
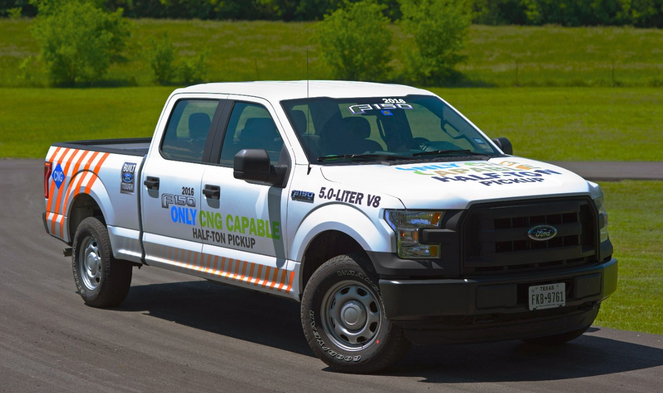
(189, 113), (211, 140)
(239, 118), (278, 143)
(290, 110), (308, 134)
(342, 117), (371, 139)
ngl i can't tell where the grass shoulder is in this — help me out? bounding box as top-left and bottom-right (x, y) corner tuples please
(432, 87), (663, 162)
(594, 180), (663, 335)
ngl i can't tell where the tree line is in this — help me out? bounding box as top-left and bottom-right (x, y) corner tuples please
(22, 0), (472, 86)
(4, 0), (663, 27)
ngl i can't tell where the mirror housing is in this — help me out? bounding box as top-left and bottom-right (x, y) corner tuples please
(233, 149), (287, 187)
(492, 137), (513, 155)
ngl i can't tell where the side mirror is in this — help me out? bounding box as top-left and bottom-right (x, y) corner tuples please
(233, 149), (287, 187)
(492, 137), (513, 155)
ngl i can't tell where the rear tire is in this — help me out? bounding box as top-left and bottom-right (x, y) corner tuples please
(72, 217), (132, 308)
(301, 254), (410, 373)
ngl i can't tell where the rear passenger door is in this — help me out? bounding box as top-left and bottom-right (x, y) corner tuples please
(198, 98), (295, 296)
(141, 97), (227, 272)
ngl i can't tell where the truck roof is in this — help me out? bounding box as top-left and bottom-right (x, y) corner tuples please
(172, 80), (434, 101)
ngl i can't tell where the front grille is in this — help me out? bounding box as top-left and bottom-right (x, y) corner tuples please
(462, 198), (598, 275)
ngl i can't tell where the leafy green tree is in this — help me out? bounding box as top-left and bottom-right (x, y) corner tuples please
(471, 0), (527, 25)
(399, 0), (471, 86)
(146, 32), (176, 85)
(178, 51), (209, 84)
(518, 0), (658, 27)
(0, 0), (37, 17)
(30, 0), (131, 86)
(313, 0), (392, 81)
(146, 32), (209, 85)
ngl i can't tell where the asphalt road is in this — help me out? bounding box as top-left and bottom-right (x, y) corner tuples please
(2, 159), (662, 393)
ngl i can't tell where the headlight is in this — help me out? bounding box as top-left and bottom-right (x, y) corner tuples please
(589, 182), (609, 243)
(385, 210), (444, 259)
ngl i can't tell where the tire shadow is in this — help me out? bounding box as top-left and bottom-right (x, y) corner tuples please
(117, 279), (663, 382)
(117, 278), (312, 356)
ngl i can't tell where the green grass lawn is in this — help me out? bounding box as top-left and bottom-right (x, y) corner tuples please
(433, 87), (663, 161)
(594, 181), (663, 335)
(2, 86), (661, 161)
(0, 87), (172, 157)
(459, 25), (663, 87)
(0, 18), (661, 336)
(3, 19), (663, 87)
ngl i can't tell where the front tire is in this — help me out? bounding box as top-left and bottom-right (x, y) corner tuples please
(301, 254), (410, 373)
(72, 217), (132, 308)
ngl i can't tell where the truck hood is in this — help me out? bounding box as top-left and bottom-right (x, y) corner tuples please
(320, 157), (592, 209)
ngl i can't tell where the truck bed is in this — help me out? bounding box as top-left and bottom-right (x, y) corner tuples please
(52, 137), (151, 157)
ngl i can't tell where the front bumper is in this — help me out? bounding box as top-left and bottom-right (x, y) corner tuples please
(378, 257), (617, 344)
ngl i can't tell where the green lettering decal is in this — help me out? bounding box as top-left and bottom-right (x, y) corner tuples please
(249, 218), (257, 236)
(214, 212), (280, 240)
(266, 220), (272, 238)
(272, 221), (281, 240)
(199, 211), (207, 227)
(241, 216), (249, 233)
(257, 219), (265, 237)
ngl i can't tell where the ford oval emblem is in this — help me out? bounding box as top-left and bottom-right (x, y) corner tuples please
(123, 173), (133, 183)
(528, 224), (557, 241)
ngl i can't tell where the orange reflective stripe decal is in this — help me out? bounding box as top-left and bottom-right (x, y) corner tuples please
(84, 152), (110, 195)
(45, 146), (63, 216)
(254, 265), (263, 286)
(286, 272), (295, 293)
(277, 270), (288, 292)
(150, 245), (294, 294)
(271, 268), (280, 290)
(46, 148), (112, 239)
(247, 263), (256, 284)
(239, 261), (249, 281)
(47, 147), (68, 214)
(53, 148), (81, 217)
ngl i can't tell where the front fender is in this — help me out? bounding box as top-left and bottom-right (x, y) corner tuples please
(289, 203), (396, 262)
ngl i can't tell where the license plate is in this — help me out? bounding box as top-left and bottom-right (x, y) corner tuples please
(528, 283), (566, 310)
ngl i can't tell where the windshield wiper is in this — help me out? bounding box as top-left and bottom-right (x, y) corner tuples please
(317, 153), (416, 162)
(412, 149), (487, 157)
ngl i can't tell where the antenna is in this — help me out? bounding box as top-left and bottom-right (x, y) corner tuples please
(306, 49), (312, 175)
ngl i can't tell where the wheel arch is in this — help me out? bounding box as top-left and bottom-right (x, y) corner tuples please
(292, 205), (394, 295)
(67, 193), (104, 244)
(65, 179), (112, 244)
(300, 230), (368, 295)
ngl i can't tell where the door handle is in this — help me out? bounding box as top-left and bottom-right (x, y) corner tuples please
(144, 176), (160, 190)
(203, 184), (220, 200)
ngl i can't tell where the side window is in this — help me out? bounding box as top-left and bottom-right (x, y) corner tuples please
(219, 102), (283, 167)
(161, 99), (218, 162)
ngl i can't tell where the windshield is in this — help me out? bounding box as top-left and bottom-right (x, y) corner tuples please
(281, 95), (500, 164)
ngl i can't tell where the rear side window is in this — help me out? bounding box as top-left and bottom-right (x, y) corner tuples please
(161, 99), (219, 163)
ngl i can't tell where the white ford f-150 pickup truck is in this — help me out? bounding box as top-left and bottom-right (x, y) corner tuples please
(43, 81), (617, 373)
